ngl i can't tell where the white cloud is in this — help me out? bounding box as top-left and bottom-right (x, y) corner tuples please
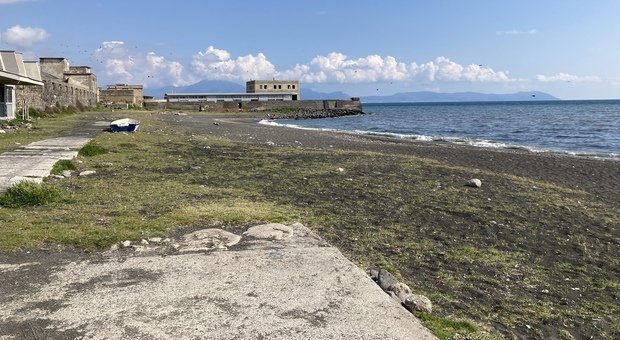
(191, 46), (276, 81)
(93, 44), (520, 87)
(93, 41), (193, 87)
(278, 53), (514, 84)
(0, 25), (50, 47)
(535, 73), (601, 83)
(496, 28), (538, 35)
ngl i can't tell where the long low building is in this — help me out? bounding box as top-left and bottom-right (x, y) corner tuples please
(165, 92), (293, 102)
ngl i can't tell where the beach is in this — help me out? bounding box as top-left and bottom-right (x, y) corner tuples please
(156, 112), (619, 338)
(1, 111), (617, 338)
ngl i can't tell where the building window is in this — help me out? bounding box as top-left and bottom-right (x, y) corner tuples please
(287, 85), (291, 89)
(278, 85), (282, 89)
(292, 85), (296, 89)
(273, 85), (277, 89)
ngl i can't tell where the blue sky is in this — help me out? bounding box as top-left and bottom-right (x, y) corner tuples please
(1, 0), (619, 99)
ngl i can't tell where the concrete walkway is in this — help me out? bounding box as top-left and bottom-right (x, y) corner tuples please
(0, 223), (437, 339)
(0, 136), (92, 191)
(0, 120), (108, 192)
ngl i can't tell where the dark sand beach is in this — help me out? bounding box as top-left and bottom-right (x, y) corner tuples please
(156, 112), (619, 338)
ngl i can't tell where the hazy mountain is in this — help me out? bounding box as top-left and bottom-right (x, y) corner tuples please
(145, 80), (348, 100)
(361, 91), (559, 103)
(301, 88), (351, 100)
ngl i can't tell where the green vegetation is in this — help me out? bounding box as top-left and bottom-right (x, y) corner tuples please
(78, 142), (109, 157)
(0, 112), (617, 339)
(415, 312), (489, 340)
(0, 181), (67, 208)
(51, 160), (77, 174)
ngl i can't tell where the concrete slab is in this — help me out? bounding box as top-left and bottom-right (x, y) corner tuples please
(0, 137), (91, 192)
(0, 223), (437, 339)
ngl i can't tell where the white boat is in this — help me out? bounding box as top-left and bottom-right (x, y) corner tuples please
(110, 118), (140, 132)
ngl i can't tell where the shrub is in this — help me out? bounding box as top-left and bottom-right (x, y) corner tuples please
(79, 143), (109, 157)
(0, 181), (66, 208)
(51, 159), (77, 174)
(28, 107), (42, 118)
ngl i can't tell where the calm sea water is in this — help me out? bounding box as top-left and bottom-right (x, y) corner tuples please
(262, 100), (620, 160)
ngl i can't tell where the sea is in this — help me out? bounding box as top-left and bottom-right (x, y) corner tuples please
(260, 100), (620, 161)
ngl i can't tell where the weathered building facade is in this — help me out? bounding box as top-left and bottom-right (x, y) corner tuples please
(246, 80), (299, 100)
(100, 84), (144, 107)
(13, 57), (98, 114)
(0, 51), (43, 120)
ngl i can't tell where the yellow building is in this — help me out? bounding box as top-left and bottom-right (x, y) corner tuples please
(100, 84), (144, 107)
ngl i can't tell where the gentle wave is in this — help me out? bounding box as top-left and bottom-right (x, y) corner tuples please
(258, 119), (620, 160)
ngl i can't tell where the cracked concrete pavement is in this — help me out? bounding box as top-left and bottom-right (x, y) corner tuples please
(0, 223), (436, 339)
(0, 120), (108, 192)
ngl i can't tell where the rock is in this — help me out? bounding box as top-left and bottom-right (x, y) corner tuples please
(109, 244), (119, 251)
(465, 178), (482, 188)
(140, 239), (149, 245)
(121, 240), (131, 248)
(62, 170), (72, 178)
(79, 170), (96, 176)
(403, 294), (433, 314)
(388, 291), (403, 304)
(243, 223), (293, 240)
(377, 269), (399, 292)
(181, 229), (241, 251)
(369, 269), (379, 281)
(388, 282), (412, 301)
(162, 238), (171, 244)
(0, 129), (5, 134)
(52, 175), (64, 179)
(148, 237), (163, 243)
(337, 167), (345, 172)
(99, 162), (113, 167)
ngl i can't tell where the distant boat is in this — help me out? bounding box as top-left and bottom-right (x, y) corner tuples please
(110, 118), (140, 132)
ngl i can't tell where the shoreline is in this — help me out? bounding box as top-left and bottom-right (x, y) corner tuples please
(257, 117), (620, 162)
(181, 113), (618, 204)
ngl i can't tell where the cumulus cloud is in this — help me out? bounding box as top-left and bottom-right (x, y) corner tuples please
(278, 53), (514, 83)
(191, 46), (276, 81)
(496, 28), (538, 35)
(93, 41), (193, 87)
(536, 73), (601, 82)
(1, 25), (50, 47)
(93, 44), (520, 87)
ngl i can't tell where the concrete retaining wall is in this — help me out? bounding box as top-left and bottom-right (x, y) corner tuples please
(144, 99), (363, 118)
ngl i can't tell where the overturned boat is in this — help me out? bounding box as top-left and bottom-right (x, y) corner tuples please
(110, 118), (140, 132)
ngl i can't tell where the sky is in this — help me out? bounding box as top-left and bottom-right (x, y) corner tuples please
(1, 0), (619, 99)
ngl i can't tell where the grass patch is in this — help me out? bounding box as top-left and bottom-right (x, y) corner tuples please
(415, 312), (489, 339)
(0, 181), (67, 208)
(78, 142), (109, 157)
(51, 159), (77, 174)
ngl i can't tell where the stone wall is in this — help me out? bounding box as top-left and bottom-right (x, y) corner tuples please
(14, 58), (98, 112)
(15, 78), (98, 112)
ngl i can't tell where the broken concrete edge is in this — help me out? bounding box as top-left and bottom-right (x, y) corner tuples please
(108, 222), (314, 254)
(369, 268), (433, 314)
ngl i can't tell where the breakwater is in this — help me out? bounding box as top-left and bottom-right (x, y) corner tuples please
(144, 99), (364, 119)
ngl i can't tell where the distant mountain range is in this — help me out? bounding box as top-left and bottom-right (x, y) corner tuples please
(145, 79), (559, 102)
(361, 91), (559, 103)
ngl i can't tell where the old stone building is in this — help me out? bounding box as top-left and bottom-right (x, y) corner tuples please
(0, 51), (43, 120)
(13, 57), (98, 113)
(100, 84), (144, 108)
